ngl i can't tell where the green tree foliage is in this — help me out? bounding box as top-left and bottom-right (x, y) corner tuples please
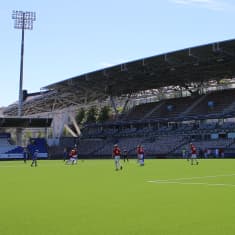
(116, 106), (123, 113)
(97, 106), (111, 122)
(23, 130), (33, 146)
(76, 108), (85, 124)
(86, 106), (98, 123)
(37, 131), (43, 138)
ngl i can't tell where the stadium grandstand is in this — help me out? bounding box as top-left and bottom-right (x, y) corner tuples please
(3, 38), (235, 158)
(0, 117), (52, 159)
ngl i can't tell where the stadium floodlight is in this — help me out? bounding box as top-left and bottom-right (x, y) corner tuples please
(12, 10), (36, 116)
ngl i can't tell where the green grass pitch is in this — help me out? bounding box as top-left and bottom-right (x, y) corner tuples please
(0, 158), (235, 235)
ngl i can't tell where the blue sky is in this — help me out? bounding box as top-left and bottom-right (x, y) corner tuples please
(1, 0), (235, 107)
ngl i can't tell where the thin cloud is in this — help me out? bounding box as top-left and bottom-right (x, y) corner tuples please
(170, 0), (233, 11)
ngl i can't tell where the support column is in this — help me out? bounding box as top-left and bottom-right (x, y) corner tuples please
(16, 128), (22, 146)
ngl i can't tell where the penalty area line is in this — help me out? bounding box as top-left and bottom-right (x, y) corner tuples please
(147, 180), (235, 187)
(147, 173), (235, 187)
(148, 173), (235, 183)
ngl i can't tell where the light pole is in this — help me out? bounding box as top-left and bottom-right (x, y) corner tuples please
(12, 10), (36, 116)
(12, 11), (36, 146)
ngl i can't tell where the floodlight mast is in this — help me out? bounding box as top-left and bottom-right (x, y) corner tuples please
(12, 11), (36, 117)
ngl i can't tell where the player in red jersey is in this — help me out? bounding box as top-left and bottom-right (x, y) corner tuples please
(136, 145), (141, 163)
(136, 145), (145, 166)
(66, 147), (78, 165)
(112, 144), (123, 171)
(190, 143), (199, 165)
(139, 145), (145, 166)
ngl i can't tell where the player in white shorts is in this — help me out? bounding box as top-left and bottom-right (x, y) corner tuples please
(190, 143), (199, 165)
(112, 144), (123, 171)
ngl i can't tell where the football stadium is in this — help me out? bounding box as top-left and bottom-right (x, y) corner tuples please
(1, 38), (235, 234)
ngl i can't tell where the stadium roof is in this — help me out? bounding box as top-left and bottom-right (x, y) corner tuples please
(4, 38), (235, 115)
(0, 117), (52, 128)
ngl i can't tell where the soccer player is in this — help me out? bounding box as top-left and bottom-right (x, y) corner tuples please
(138, 145), (145, 166)
(136, 145), (141, 163)
(112, 144), (122, 171)
(123, 148), (128, 162)
(63, 147), (67, 161)
(190, 143), (199, 165)
(72, 147), (78, 164)
(31, 149), (38, 167)
(66, 147), (78, 165)
(23, 147), (28, 163)
(136, 145), (145, 165)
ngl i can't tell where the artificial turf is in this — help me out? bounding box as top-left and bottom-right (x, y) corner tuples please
(0, 158), (235, 235)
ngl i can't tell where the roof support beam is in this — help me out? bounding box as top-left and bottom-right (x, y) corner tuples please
(64, 123), (78, 137)
(110, 95), (118, 117)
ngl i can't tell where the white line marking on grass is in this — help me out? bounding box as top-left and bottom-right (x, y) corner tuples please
(148, 173), (235, 182)
(147, 173), (235, 187)
(148, 181), (235, 187)
(0, 164), (69, 168)
(0, 165), (26, 168)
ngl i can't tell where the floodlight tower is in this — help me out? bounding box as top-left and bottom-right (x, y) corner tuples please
(12, 10), (36, 116)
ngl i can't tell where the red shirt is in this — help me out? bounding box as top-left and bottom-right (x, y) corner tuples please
(70, 148), (78, 157)
(113, 147), (121, 156)
(137, 146), (144, 154)
(191, 145), (196, 154)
